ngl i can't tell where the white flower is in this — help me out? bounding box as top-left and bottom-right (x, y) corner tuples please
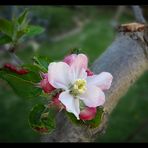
(48, 54), (113, 119)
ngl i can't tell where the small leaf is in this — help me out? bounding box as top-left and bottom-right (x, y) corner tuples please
(33, 56), (51, 73)
(29, 104), (56, 134)
(23, 64), (42, 74)
(0, 18), (13, 37)
(67, 107), (104, 128)
(26, 25), (45, 37)
(0, 68), (42, 99)
(0, 35), (12, 45)
(17, 8), (29, 25)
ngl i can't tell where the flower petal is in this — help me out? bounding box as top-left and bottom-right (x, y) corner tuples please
(69, 54), (88, 83)
(63, 54), (77, 66)
(71, 54), (88, 70)
(59, 91), (80, 119)
(69, 67), (87, 84)
(79, 107), (97, 120)
(48, 62), (70, 90)
(87, 72), (113, 90)
(80, 85), (105, 107)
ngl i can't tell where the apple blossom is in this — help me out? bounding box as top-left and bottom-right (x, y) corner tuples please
(48, 54), (113, 120)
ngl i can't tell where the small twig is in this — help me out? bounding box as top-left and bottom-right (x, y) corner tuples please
(3, 45), (24, 65)
(132, 6), (146, 24)
(9, 52), (23, 65)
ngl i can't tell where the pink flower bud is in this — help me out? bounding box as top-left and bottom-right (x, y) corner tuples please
(4, 63), (17, 71)
(17, 69), (29, 75)
(34, 127), (48, 133)
(4, 63), (29, 75)
(40, 76), (55, 93)
(79, 107), (97, 120)
(41, 73), (48, 79)
(52, 93), (65, 110)
(86, 69), (94, 76)
(53, 94), (61, 106)
(63, 54), (77, 65)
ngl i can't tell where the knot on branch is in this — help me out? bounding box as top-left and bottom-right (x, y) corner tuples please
(118, 22), (146, 32)
(118, 23), (148, 54)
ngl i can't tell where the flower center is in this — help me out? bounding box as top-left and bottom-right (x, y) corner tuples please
(71, 79), (86, 96)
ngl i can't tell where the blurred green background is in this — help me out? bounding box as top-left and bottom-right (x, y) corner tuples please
(0, 6), (148, 142)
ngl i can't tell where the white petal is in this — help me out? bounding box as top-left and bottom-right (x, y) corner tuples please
(59, 91), (80, 119)
(87, 72), (113, 90)
(80, 85), (105, 107)
(70, 54), (88, 82)
(69, 67), (87, 84)
(48, 62), (70, 90)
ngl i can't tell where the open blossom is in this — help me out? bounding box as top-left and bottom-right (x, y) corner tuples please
(48, 54), (113, 120)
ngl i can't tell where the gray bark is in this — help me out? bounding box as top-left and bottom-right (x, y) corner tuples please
(132, 6), (146, 23)
(41, 24), (148, 142)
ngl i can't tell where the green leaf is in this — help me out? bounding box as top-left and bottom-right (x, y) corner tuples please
(17, 9), (29, 25)
(33, 56), (51, 73)
(0, 35), (12, 45)
(16, 30), (26, 40)
(23, 64), (42, 74)
(0, 18), (13, 37)
(26, 25), (45, 37)
(67, 107), (104, 128)
(0, 68), (42, 99)
(29, 104), (56, 134)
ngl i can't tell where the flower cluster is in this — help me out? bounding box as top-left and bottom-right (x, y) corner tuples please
(39, 54), (113, 120)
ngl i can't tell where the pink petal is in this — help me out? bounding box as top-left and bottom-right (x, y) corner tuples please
(80, 85), (105, 107)
(48, 62), (70, 90)
(59, 91), (80, 119)
(69, 54), (88, 82)
(87, 72), (113, 90)
(79, 107), (97, 120)
(63, 54), (77, 66)
(71, 54), (88, 70)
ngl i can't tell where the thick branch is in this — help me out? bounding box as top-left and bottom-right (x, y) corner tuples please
(132, 6), (146, 23)
(41, 23), (148, 142)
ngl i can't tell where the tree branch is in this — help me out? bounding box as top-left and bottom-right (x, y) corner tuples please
(41, 23), (148, 142)
(132, 6), (146, 23)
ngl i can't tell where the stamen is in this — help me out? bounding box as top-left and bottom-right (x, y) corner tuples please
(71, 79), (87, 96)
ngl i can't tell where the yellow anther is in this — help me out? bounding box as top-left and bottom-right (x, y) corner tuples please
(71, 79), (87, 96)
